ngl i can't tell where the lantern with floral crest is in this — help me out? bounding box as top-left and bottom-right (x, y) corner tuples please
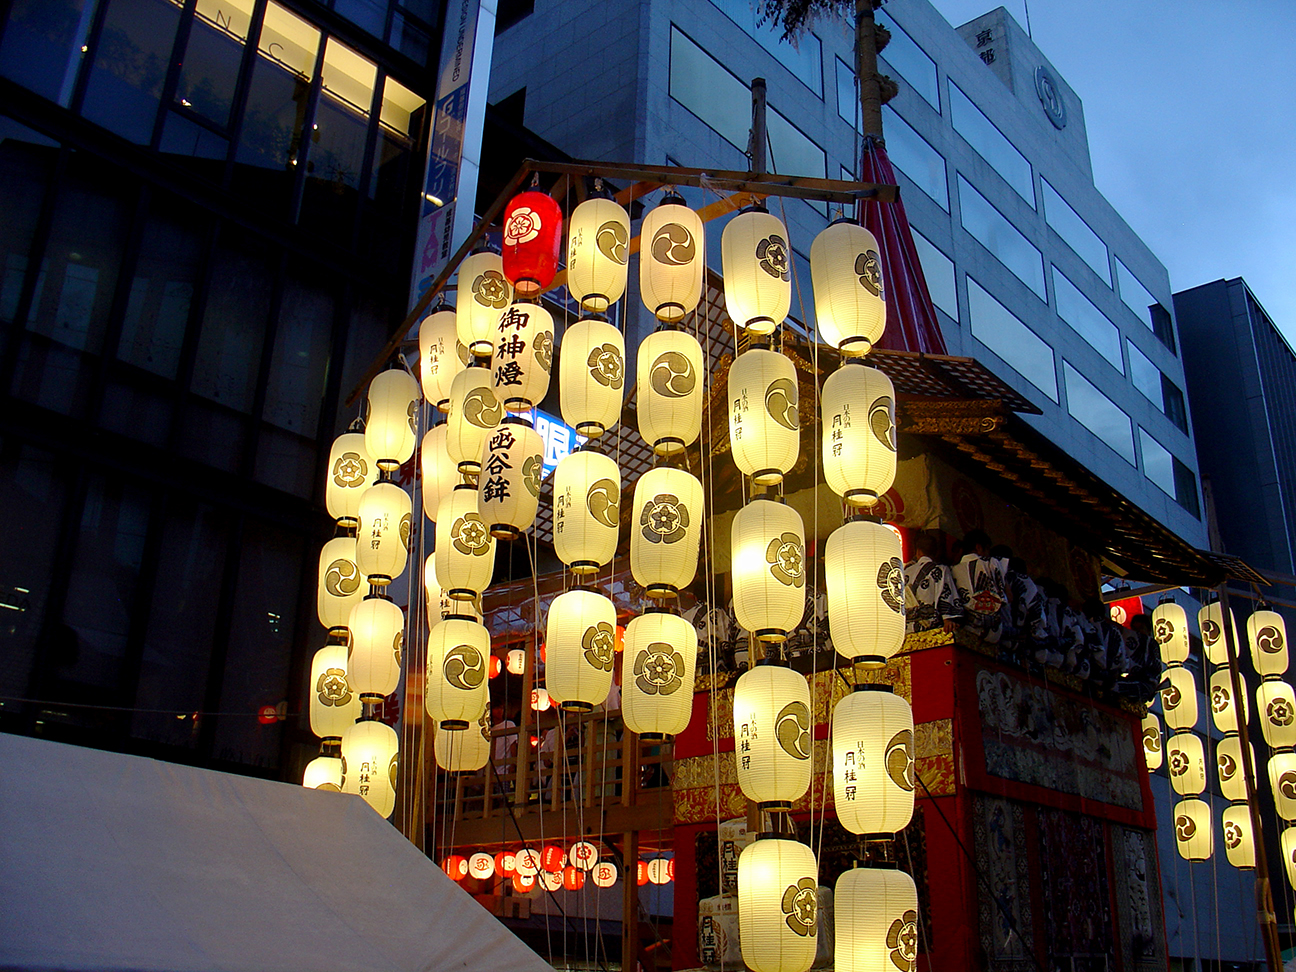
(435, 485), (496, 601)
(810, 219), (886, 356)
(630, 465), (704, 598)
(731, 498), (806, 643)
(561, 317), (624, 437)
(622, 610), (698, 739)
(738, 837), (818, 972)
(1151, 598), (1191, 665)
(545, 588), (617, 713)
(326, 430), (376, 527)
(722, 206), (791, 335)
(835, 867), (919, 972)
(502, 190), (562, 299)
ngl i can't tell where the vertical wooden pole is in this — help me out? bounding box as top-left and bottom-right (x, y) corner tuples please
(750, 78), (767, 175)
(853, 0), (884, 143)
(622, 829), (640, 972)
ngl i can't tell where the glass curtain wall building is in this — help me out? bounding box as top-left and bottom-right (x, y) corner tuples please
(0, 0), (439, 775)
(487, 0), (1206, 547)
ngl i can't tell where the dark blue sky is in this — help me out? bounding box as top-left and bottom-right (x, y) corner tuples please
(927, 0), (1296, 345)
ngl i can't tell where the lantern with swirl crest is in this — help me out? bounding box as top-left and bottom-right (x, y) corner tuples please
(728, 347), (800, 486)
(637, 326), (704, 456)
(426, 615), (491, 730)
(833, 685), (914, 835)
(456, 248), (511, 356)
(567, 194), (630, 313)
(640, 192), (704, 323)
(732, 663), (812, 811)
(552, 448), (620, 575)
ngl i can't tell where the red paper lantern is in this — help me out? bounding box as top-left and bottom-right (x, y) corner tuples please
(637, 860), (649, 886)
(488, 655), (502, 679)
(496, 851), (517, 876)
(502, 190), (562, 298)
(614, 624), (626, 653)
(443, 855), (468, 881)
(563, 866), (586, 891)
(667, 859), (675, 881)
(542, 845), (566, 872)
(513, 872), (537, 893)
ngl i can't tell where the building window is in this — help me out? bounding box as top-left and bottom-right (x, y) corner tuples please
(80, 0), (185, 145)
(1052, 266), (1122, 373)
(1063, 362), (1135, 465)
(1140, 428), (1200, 517)
(912, 229), (957, 321)
(967, 277), (1056, 402)
(1041, 178), (1110, 286)
(958, 176), (1045, 299)
(875, 105), (948, 210)
(1116, 257), (1176, 353)
(949, 82), (1033, 208)
(669, 26), (825, 180)
(0, 0), (101, 107)
(709, 0), (823, 97)
(877, 11), (940, 109)
(1127, 339), (1188, 434)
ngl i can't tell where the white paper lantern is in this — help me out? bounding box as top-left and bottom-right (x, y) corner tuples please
(1283, 828), (1296, 888)
(303, 755), (343, 791)
(1206, 668), (1250, 735)
(1198, 601), (1239, 667)
(553, 450), (620, 574)
(1250, 610), (1290, 677)
(729, 348), (800, 485)
(365, 368), (420, 470)
(1159, 665), (1199, 731)
(1222, 804), (1256, 870)
(491, 301), (553, 411)
(434, 713), (491, 772)
(835, 867), (918, 972)
(1173, 798), (1212, 861)
(317, 536), (364, 634)
(822, 363), (896, 507)
(570, 841), (599, 871)
(469, 852), (496, 880)
(731, 499), (806, 642)
(514, 847), (541, 877)
(506, 648), (526, 675)
(457, 249), (512, 355)
(1141, 712), (1163, 772)
(641, 194), (704, 322)
(309, 642), (360, 741)
(355, 482), (412, 585)
(446, 366), (504, 474)
(592, 861), (618, 888)
(1165, 731), (1206, 796)
(733, 665), (812, 809)
(637, 327), (704, 455)
(810, 219), (886, 355)
(568, 196), (630, 312)
(631, 465), (704, 598)
(738, 837), (818, 972)
(419, 306), (467, 410)
(1257, 680), (1296, 749)
(622, 611), (698, 738)
(722, 207), (791, 335)
(1151, 599), (1191, 666)
(478, 420), (544, 540)
(426, 616), (491, 729)
(825, 518), (905, 667)
(424, 555), (478, 627)
(832, 687), (914, 835)
(560, 317), (625, 437)
(538, 869), (563, 892)
(1270, 751), (1296, 821)
(435, 485), (496, 600)
(647, 858), (672, 885)
(347, 594), (404, 700)
(531, 687), (551, 712)
(341, 718), (398, 818)
(1216, 735), (1253, 802)
(545, 588), (617, 712)
(420, 423), (459, 523)
(326, 431), (376, 526)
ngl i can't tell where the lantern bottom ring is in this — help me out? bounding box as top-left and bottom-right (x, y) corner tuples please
(579, 294), (611, 314)
(837, 335), (873, 357)
(336, 515), (359, 529)
(561, 701), (594, 713)
(326, 626), (350, 645)
(490, 523), (522, 540)
(741, 315), (777, 335)
(750, 467), (785, 486)
(502, 397), (536, 414)
(569, 560), (602, 575)
(756, 800), (793, 813)
(653, 302), (686, 323)
(843, 488), (882, 508)
(574, 422), (607, 438)
(376, 458), (402, 472)
(645, 583), (680, 599)
(513, 278), (543, 299)
(467, 339), (493, 357)
(440, 719), (469, 730)
(434, 397), (450, 412)
(447, 587), (480, 601)
(639, 732), (671, 743)
(651, 436), (686, 456)
(755, 627), (788, 643)
(848, 653), (888, 670)
(456, 460), (482, 475)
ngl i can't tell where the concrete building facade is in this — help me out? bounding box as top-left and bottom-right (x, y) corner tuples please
(488, 0), (1208, 550)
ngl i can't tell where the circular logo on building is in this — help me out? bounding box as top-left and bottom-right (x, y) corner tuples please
(1034, 66), (1066, 130)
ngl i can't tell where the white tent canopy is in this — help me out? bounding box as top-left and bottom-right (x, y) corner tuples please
(0, 732), (552, 972)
